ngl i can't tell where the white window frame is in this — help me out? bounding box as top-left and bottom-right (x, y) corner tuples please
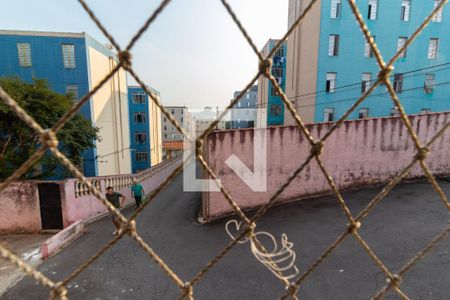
(397, 37), (408, 58)
(17, 43), (32, 67)
(132, 92), (146, 104)
(326, 72), (337, 93)
(393, 74), (404, 93)
(66, 85), (79, 100)
(428, 38), (439, 59)
(331, 0), (342, 19)
(62, 44), (76, 68)
(432, 0), (443, 22)
(361, 73), (372, 93)
(324, 108), (335, 122)
(135, 151), (148, 162)
(424, 73), (435, 93)
(134, 132), (147, 144)
(401, 0), (411, 21)
(368, 0), (378, 20)
(328, 34), (339, 56)
(359, 108), (369, 119)
(134, 112), (147, 123)
(364, 36), (376, 57)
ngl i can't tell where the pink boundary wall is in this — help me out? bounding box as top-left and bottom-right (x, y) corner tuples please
(62, 156), (183, 225)
(41, 220), (84, 259)
(0, 181), (41, 233)
(0, 156), (182, 233)
(202, 112), (450, 221)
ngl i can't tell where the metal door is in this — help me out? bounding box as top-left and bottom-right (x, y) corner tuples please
(38, 183), (63, 229)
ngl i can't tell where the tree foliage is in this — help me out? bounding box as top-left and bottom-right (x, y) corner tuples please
(0, 77), (99, 179)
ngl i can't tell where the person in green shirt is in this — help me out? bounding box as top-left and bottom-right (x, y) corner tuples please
(131, 178), (145, 209)
(105, 186), (125, 235)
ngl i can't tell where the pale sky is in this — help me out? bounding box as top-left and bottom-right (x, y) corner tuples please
(0, 0), (288, 108)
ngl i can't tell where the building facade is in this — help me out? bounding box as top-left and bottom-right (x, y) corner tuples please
(286, 0), (450, 124)
(230, 85), (258, 129)
(257, 39), (287, 127)
(193, 107), (226, 137)
(128, 86), (163, 173)
(0, 30), (131, 177)
(161, 106), (194, 159)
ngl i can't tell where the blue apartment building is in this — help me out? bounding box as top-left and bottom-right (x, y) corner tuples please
(258, 40), (287, 126)
(286, 0), (450, 123)
(0, 30), (131, 177)
(128, 86), (162, 173)
(231, 85), (258, 129)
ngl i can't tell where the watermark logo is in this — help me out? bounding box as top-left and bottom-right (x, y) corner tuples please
(182, 108), (267, 192)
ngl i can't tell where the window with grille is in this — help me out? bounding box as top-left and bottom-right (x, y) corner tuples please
(274, 46), (285, 58)
(330, 0), (341, 19)
(132, 92), (146, 104)
(17, 43), (32, 67)
(62, 44), (76, 68)
(397, 37), (408, 58)
(271, 67), (283, 78)
(393, 74), (404, 93)
(424, 73), (435, 93)
(172, 109), (175, 114)
(135, 132), (147, 144)
(368, 0), (378, 20)
(324, 108), (335, 122)
(269, 104), (282, 116)
(428, 38), (439, 59)
(134, 112), (147, 123)
(66, 85), (79, 100)
(359, 108), (369, 119)
(401, 0), (411, 21)
(432, 0), (443, 22)
(325, 72), (336, 93)
(135, 151), (148, 162)
(364, 36), (375, 57)
(328, 34), (339, 56)
(361, 73), (372, 93)
(271, 86), (280, 96)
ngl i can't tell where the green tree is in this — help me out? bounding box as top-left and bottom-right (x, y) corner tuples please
(0, 77), (99, 179)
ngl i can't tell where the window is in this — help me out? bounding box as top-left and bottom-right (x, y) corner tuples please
(331, 0), (341, 19)
(325, 73), (336, 93)
(134, 112), (146, 123)
(420, 108), (431, 114)
(164, 125), (167, 130)
(135, 132), (147, 144)
(135, 151), (148, 162)
(66, 85), (79, 100)
(368, 0), (378, 20)
(361, 73), (372, 93)
(359, 108), (369, 119)
(62, 44), (76, 68)
(364, 36), (375, 57)
(393, 74), (404, 93)
(171, 109), (175, 114)
(271, 67), (283, 78)
(269, 104), (282, 116)
(397, 37), (408, 58)
(324, 108), (335, 122)
(164, 134), (167, 139)
(390, 107), (400, 116)
(432, 0), (443, 22)
(164, 117), (166, 122)
(132, 92), (146, 104)
(328, 34), (340, 56)
(17, 43), (32, 67)
(274, 46), (285, 58)
(428, 38), (439, 59)
(424, 73), (435, 93)
(181, 117), (184, 124)
(401, 0), (411, 21)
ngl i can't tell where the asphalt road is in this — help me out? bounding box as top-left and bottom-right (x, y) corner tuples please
(3, 173), (450, 299)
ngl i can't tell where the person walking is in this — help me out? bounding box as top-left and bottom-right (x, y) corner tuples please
(105, 186), (126, 235)
(131, 178), (145, 209)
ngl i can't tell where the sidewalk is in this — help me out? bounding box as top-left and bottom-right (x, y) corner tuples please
(0, 234), (50, 296)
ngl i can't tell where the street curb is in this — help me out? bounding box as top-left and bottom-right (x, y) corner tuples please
(41, 220), (84, 259)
